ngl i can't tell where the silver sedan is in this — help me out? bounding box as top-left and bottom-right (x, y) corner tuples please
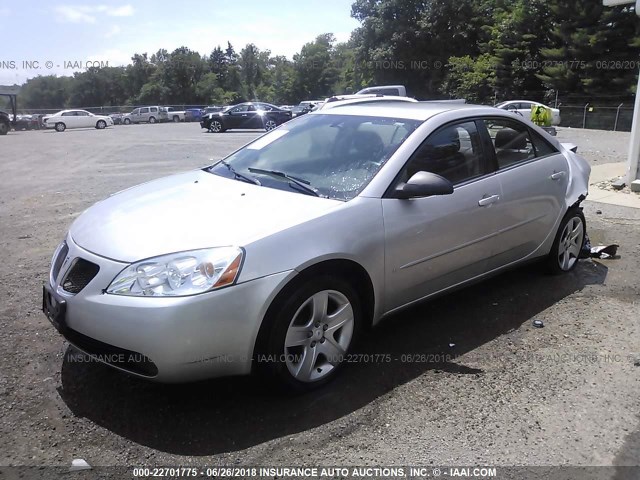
(43, 102), (590, 391)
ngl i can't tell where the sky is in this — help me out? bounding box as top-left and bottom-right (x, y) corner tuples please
(0, 0), (360, 85)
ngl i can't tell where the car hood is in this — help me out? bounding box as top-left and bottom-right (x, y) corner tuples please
(70, 169), (343, 263)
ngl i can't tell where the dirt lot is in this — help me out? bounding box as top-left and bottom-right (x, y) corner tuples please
(0, 123), (638, 475)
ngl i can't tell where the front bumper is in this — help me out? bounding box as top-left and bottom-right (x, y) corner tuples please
(44, 235), (294, 382)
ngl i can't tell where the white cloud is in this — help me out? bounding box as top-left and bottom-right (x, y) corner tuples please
(104, 25), (122, 38)
(97, 5), (134, 17)
(54, 4), (134, 24)
(54, 6), (96, 23)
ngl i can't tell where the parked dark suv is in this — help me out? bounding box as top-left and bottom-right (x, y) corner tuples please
(200, 102), (292, 133)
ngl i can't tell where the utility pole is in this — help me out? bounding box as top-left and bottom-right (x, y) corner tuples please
(603, 0), (640, 190)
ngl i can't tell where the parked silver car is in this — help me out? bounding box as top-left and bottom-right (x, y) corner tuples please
(43, 102), (590, 390)
(122, 106), (167, 124)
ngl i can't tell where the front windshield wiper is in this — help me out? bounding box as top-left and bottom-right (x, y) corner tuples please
(218, 160), (261, 185)
(247, 168), (323, 197)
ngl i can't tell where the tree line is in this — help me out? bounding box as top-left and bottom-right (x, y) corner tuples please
(11, 0), (640, 110)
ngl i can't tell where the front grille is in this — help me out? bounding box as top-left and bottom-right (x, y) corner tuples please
(64, 327), (158, 377)
(51, 242), (69, 282)
(62, 258), (100, 294)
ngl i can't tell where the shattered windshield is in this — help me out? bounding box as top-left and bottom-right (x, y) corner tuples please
(207, 113), (421, 201)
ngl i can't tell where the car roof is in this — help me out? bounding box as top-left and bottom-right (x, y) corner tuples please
(310, 101), (491, 121)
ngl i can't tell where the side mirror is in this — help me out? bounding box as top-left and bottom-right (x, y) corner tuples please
(393, 171), (454, 199)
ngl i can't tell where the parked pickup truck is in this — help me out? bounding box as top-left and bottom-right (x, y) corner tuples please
(163, 107), (186, 122)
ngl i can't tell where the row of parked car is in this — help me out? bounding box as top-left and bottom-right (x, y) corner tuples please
(8, 84), (561, 134)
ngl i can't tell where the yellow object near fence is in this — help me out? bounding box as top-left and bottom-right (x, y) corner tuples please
(531, 105), (552, 127)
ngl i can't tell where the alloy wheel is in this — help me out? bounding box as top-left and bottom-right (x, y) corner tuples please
(284, 290), (354, 382)
(265, 120), (277, 131)
(557, 216), (584, 271)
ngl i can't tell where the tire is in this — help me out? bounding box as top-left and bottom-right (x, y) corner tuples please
(172, 115), (180, 123)
(546, 207), (586, 274)
(55, 122), (66, 132)
(255, 275), (362, 392)
(0, 121), (8, 135)
(264, 119), (278, 131)
(96, 120), (107, 129)
(209, 120), (225, 133)
(149, 116), (157, 124)
(123, 118), (131, 125)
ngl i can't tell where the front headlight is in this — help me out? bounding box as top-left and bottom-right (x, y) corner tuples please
(106, 247), (243, 297)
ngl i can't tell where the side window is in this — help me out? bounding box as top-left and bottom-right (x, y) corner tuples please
(140, 107), (149, 114)
(62, 112), (74, 117)
(150, 107), (158, 113)
(76, 111), (89, 116)
(132, 109), (139, 115)
(231, 105), (248, 113)
(519, 102), (533, 110)
(247, 104), (257, 112)
(530, 131), (559, 157)
(483, 119), (535, 169)
(401, 121), (486, 185)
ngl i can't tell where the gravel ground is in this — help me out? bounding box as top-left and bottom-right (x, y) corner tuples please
(0, 123), (638, 475)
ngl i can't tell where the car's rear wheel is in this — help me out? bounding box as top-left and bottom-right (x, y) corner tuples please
(209, 120), (224, 133)
(96, 120), (107, 129)
(546, 208), (586, 274)
(256, 275), (361, 392)
(149, 116), (157, 124)
(55, 122), (66, 132)
(264, 119), (278, 131)
(123, 118), (131, 125)
(0, 121), (8, 135)
(172, 115), (180, 123)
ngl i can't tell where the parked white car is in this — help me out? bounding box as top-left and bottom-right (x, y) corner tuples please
(495, 100), (561, 126)
(43, 110), (114, 132)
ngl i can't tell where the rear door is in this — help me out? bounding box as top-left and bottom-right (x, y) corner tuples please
(61, 111), (78, 128)
(139, 107), (150, 122)
(382, 119), (504, 311)
(479, 117), (568, 267)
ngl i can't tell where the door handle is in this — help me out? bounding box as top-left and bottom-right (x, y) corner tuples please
(478, 194), (500, 207)
(242, 114), (248, 117)
(550, 171), (566, 180)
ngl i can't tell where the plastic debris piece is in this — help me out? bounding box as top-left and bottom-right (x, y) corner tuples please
(69, 459), (91, 472)
(448, 343), (456, 348)
(596, 210), (602, 215)
(533, 320), (544, 328)
(590, 244), (619, 259)
(580, 233), (592, 259)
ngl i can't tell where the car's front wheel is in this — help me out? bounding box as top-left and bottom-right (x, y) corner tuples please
(96, 120), (107, 129)
(123, 118), (131, 125)
(55, 122), (66, 132)
(209, 120), (225, 133)
(264, 119), (278, 131)
(546, 207), (586, 274)
(0, 121), (8, 135)
(256, 275), (361, 391)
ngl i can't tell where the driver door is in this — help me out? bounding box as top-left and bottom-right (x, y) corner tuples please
(382, 120), (503, 311)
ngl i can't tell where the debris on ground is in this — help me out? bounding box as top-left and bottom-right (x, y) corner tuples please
(69, 459), (91, 472)
(580, 234), (619, 259)
(590, 244), (619, 259)
(611, 178), (626, 190)
(533, 320), (544, 328)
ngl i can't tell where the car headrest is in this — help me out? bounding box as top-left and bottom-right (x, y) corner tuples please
(351, 130), (384, 156)
(495, 128), (527, 150)
(424, 127), (460, 159)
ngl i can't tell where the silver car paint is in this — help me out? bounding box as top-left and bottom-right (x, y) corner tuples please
(50, 103), (590, 382)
